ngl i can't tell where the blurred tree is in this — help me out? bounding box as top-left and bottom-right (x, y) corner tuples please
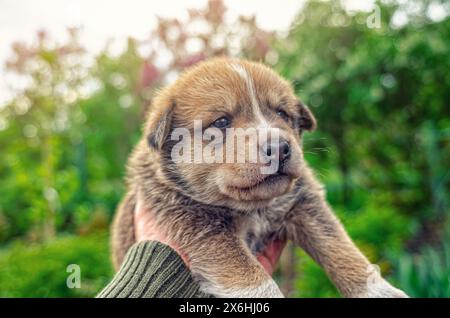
(1, 28), (88, 240)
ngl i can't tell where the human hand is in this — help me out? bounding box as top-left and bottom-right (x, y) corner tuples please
(134, 200), (286, 276)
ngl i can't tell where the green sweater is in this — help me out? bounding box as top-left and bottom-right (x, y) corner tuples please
(97, 241), (210, 298)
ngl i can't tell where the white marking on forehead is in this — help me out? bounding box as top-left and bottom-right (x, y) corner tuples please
(230, 63), (248, 82)
(229, 63), (270, 129)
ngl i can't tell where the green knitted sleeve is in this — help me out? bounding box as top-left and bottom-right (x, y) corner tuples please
(96, 241), (211, 298)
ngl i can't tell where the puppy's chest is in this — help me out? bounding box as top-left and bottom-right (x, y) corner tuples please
(240, 212), (285, 255)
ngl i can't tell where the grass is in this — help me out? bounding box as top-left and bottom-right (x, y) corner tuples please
(0, 231), (113, 297)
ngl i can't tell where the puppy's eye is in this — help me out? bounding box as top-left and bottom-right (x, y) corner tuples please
(212, 116), (231, 129)
(276, 109), (289, 121)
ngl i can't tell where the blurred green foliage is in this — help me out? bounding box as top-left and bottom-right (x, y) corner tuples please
(0, 231), (112, 297)
(0, 0), (449, 297)
(392, 242), (450, 297)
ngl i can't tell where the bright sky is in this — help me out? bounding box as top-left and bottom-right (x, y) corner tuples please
(0, 0), (380, 105)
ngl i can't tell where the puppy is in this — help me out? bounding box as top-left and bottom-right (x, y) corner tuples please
(111, 58), (407, 298)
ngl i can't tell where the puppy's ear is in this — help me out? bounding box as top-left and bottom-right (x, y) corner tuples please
(146, 99), (175, 150)
(297, 100), (316, 131)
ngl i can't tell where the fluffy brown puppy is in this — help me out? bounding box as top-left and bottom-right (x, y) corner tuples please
(111, 58), (407, 298)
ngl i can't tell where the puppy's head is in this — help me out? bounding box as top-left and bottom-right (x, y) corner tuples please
(145, 58), (315, 210)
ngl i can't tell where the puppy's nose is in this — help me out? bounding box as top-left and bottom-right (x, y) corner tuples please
(262, 138), (291, 163)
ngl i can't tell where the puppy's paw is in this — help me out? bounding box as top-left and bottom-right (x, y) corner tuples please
(358, 279), (409, 298)
(351, 264), (408, 298)
(198, 279), (284, 298)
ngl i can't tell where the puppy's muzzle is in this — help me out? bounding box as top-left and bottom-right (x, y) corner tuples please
(261, 137), (291, 168)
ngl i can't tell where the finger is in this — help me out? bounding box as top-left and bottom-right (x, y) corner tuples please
(265, 239), (287, 263)
(256, 239), (287, 276)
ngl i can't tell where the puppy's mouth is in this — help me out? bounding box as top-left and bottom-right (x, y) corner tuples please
(222, 170), (294, 203)
(228, 172), (289, 192)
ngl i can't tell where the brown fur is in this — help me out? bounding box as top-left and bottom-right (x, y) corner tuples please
(111, 58), (406, 298)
